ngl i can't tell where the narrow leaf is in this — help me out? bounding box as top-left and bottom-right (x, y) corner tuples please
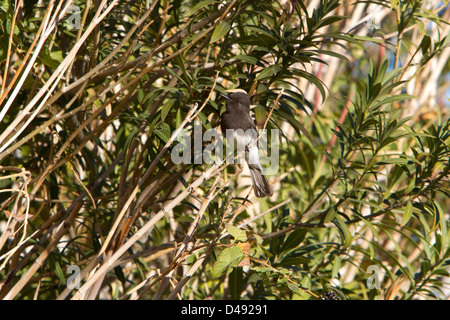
(234, 54), (259, 65)
(229, 267), (243, 300)
(210, 21), (231, 43)
(332, 216), (352, 248)
(401, 201), (413, 226)
(187, 0), (219, 16)
(256, 64), (281, 80)
(160, 99), (176, 123)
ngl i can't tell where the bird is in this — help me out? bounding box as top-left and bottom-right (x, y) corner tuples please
(220, 90), (273, 198)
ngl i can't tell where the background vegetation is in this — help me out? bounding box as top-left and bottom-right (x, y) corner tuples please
(0, 0), (449, 300)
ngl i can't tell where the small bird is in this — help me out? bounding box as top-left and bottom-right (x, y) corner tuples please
(220, 90), (273, 198)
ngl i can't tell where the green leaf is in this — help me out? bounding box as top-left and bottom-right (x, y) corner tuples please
(280, 253), (310, 266)
(114, 265), (126, 284)
(165, 66), (190, 88)
(282, 228), (307, 252)
(187, 0), (219, 16)
(324, 206), (338, 223)
(229, 267), (243, 300)
(351, 35), (386, 44)
(404, 176), (416, 194)
(210, 21), (231, 43)
(418, 212), (431, 233)
(251, 266), (273, 273)
(226, 225), (247, 242)
(233, 54), (259, 65)
(38, 48), (63, 69)
(160, 99), (176, 123)
(317, 15), (344, 29)
(255, 64), (281, 80)
(253, 105), (266, 124)
(154, 123), (171, 143)
(401, 201), (413, 226)
(253, 233), (263, 246)
(359, 216), (380, 243)
(420, 35), (432, 54)
(287, 281), (302, 294)
(245, 25), (277, 39)
(211, 246), (245, 278)
(332, 216), (352, 248)
(176, 109), (182, 129)
(291, 69), (326, 100)
(430, 200), (442, 232)
(377, 155), (419, 165)
(53, 259), (65, 284)
(332, 256), (341, 278)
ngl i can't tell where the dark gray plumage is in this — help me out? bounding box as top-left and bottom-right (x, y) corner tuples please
(220, 92), (273, 198)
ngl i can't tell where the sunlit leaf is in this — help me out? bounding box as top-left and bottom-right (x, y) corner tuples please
(210, 21), (231, 43)
(255, 64), (282, 80)
(212, 246), (245, 279)
(332, 216), (352, 248)
(401, 201), (413, 226)
(226, 225), (247, 242)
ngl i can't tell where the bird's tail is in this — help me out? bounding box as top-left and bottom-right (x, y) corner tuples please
(249, 165), (273, 198)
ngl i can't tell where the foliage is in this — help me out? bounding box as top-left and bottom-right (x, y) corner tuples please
(0, 0), (449, 300)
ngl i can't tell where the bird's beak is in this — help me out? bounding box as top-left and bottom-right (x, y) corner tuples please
(221, 94), (230, 100)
